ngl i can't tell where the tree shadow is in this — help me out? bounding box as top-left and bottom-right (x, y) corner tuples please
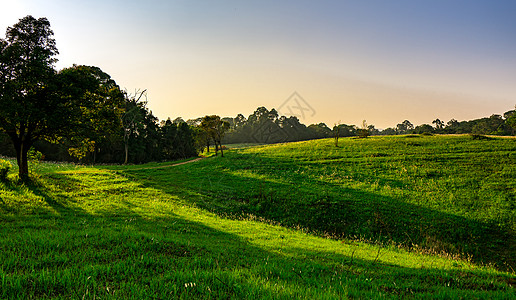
(1, 168), (514, 298)
(0, 175), (81, 217)
(25, 174), (91, 217)
(118, 152), (515, 272)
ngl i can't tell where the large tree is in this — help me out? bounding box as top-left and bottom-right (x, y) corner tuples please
(0, 16), (64, 178)
(396, 120), (414, 134)
(58, 65), (125, 162)
(432, 118), (444, 131)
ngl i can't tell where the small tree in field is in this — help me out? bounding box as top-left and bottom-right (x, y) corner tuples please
(358, 120), (370, 138)
(333, 121), (340, 147)
(200, 115), (229, 157)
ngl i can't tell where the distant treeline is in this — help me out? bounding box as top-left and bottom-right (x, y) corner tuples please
(185, 106), (516, 145)
(383, 111), (516, 136)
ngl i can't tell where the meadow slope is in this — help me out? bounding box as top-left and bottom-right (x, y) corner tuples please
(121, 135), (515, 271)
(0, 135), (514, 299)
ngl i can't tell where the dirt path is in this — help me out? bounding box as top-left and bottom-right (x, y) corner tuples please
(53, 157), (206, 175)
(126, 157), (205, 171)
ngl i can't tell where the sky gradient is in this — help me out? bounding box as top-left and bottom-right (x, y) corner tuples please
(2, 0), (515, 128)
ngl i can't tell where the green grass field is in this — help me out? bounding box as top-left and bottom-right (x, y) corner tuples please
(0, 135), (515, 298)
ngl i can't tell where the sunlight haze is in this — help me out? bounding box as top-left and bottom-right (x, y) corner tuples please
(1, 0), (515, 128)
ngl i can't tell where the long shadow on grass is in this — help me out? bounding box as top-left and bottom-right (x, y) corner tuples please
(2, 169), (513, 298)
(118, 153), (515, 272)
(27, 174), (91, 217)
(0, 175), (88, 218)
(4, 209), (513, 298)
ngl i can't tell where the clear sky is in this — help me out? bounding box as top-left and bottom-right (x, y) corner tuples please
(2, 0), (515, 128)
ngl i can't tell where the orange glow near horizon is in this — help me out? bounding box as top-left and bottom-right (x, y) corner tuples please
(1, 1), (515, 128)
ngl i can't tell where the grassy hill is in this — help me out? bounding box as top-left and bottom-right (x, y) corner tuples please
(0, 135), (515, 298)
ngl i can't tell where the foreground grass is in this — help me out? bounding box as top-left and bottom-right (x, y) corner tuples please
(0, 135), (514, 298)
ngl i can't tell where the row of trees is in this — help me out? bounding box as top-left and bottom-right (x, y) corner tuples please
(194, 107), (335, 144)
(192, 106), (516, 145)
(381, 111), (516, 136)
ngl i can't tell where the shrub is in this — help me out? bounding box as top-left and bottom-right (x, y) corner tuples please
(470, 134), (492, 140)
(0, 159), (12, 181)
(28, 147), (44, 174)
(358, 129), (369, 138)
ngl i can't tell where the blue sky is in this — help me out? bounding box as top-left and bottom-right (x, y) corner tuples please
(2, 0), (515, 128)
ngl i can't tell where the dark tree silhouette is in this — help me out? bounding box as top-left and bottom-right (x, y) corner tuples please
(0, 16), (62, 178)
(505, 106), (516, 134)
(396, 120), (414, 134)
(432, 119), (444, 130)
(414, 124), (434, 134)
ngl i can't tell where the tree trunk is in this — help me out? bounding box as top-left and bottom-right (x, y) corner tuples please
(20, 144), (29, 178)
(334, 126), (340, 147)
(93, 145), (97, 164)
(124, 141), (129, 164)
(219, 140), (224, 157)
(13, 138), (30, 179)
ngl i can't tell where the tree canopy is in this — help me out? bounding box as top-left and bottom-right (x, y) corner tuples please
(200, 115), (230, 156)
(0, 16), (63, 177)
